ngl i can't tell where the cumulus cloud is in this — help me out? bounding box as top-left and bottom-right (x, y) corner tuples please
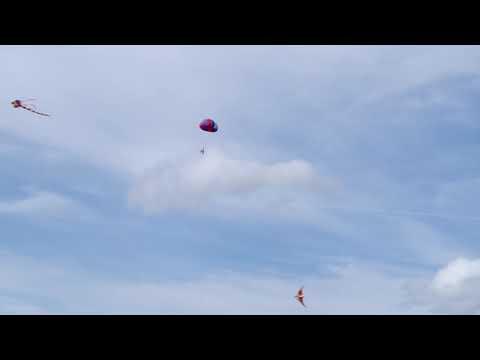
(407, 257), (480, 314)
(128, 150), (327, 215)
(432, 258), (480, 294)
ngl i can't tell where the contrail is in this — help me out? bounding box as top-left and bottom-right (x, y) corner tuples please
(315, 205), (480, 223)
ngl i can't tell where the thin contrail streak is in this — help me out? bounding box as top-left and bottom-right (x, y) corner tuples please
(316, 205), (480, 223)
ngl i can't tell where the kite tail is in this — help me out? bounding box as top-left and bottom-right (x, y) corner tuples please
(21, 105), (50, 117)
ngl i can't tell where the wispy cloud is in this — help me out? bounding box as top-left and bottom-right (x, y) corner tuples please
(2, 46), (480, 176)
(1, 46), (480, 313)
(0, 250), (425, 314)
(0, 190), (92, 221)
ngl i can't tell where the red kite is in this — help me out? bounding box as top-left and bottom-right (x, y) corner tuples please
(11, 99), (50, 117)
(295, 286), (306, 307)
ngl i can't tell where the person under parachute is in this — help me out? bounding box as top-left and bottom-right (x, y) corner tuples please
(11, 99), (50, 117)
(198, 118), (218, 155)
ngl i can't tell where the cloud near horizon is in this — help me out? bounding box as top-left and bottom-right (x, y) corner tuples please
(407, 257), (480, 314)
(0, 250), (424, 314)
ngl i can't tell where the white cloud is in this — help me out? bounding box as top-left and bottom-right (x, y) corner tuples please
(1, 46), (479, 313)
(407, 257), (480, 314)
(2, 46), (480, 177)
(432, 258), (480, 294)
(128, 149), (327, 215)
(0, 191), (70, 215)
(0, 190), (92, 221)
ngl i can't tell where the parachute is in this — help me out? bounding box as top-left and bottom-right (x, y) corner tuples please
(199, 118), (218, 133)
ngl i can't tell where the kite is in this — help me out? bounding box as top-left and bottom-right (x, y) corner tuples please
(295, 286), (306, 307)
(11, 99), (50, 117)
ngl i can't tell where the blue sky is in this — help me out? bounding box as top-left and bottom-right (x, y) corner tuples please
(2, 45), (480, 313)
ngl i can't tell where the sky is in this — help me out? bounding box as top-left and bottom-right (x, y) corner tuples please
(1, 45), (480, 314)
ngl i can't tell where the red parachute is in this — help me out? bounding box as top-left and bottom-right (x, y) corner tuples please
(11, 99), (50, 117)
(199, 118), (218, 133)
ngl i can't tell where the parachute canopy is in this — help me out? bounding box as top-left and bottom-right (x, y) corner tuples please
(199, 118), (218, 133)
